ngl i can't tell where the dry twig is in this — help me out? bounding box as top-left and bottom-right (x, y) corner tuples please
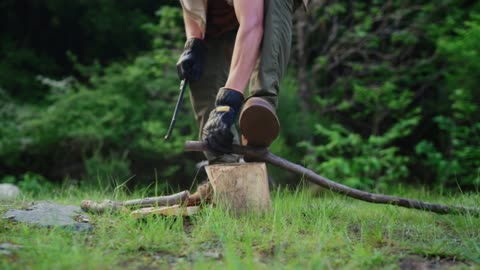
(81, 183), (212, 213)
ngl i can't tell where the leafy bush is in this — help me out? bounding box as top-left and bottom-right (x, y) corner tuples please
(0, 0), (173, 101)
(301, 82), (419, 189)
(1, 1), (479, 190)
(293, 0), (433, 189)
(0, 6), (196, 187)
(416, 14), (480, 187)
(1, 173), (54, 195)
(292, 0), (479, 189)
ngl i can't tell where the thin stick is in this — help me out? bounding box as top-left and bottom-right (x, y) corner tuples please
(184, 141), (480, 217)
(81, 191), (191, 213)
(82, 182), (213, 213)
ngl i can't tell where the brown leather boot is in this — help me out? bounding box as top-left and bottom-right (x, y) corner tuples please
(239, 97), (280, 148)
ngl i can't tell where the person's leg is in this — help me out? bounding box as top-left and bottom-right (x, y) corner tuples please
(188, 30), (240, 163)
(248, 0), (294, 108)
(240, 0), (294, 148)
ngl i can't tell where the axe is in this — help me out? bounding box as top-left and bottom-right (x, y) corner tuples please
(165, 79), (188, 140)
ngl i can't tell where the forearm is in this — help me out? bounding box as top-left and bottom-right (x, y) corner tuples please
(224, 0), (264, 94)
(183, 10), (203, 40)
(224, 24), (263, 94)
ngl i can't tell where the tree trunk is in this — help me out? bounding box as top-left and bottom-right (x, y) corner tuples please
(205, 162), (271, 216)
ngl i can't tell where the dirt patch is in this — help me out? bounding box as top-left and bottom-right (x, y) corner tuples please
(399, 255), (469, 270)
(119, 240), (224, 270)
(182, 217), (195, 234)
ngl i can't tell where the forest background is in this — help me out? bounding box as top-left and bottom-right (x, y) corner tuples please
(1, 0), (479, 194)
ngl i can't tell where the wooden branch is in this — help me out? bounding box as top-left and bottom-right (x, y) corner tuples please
(184, 141), (480, 217)
(131, 205), (201, 219)
(81, 191), (189, 213)
(81, 183), (212, 214)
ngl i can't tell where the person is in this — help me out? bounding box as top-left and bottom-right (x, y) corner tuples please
(176, 0), (307, 164)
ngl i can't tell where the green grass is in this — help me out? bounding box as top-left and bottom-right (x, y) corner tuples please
(1, 184), (479, 270)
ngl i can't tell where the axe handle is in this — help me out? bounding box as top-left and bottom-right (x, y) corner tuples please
(165, 79), (188, 140)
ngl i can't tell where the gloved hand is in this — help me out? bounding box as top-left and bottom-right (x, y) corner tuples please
(176, 38), (206, 81)
(202, 88), (244, 154)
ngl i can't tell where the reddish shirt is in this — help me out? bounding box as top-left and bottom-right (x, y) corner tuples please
(206, 0), (239, 37)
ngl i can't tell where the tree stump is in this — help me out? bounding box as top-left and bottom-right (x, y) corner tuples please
(205, 162), (271, 215)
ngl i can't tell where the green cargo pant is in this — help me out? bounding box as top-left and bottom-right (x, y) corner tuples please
(188, 0), (294, 163)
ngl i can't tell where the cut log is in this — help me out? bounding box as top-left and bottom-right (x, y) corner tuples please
(205, 162), (271, 215)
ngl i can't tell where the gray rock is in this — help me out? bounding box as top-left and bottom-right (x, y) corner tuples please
(0, 243), (22, 256)
(0, 184), (20, 201)
(3, 201), (93, 232)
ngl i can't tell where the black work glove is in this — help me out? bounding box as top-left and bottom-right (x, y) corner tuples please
(202, 88), (244, 154)
(176, 38), (206, 81)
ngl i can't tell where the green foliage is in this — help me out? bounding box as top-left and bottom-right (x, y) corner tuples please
(0, 6), (194, 186)
(289, 0), (480, 189)
(84, 151), (132, 184)
(1, 1), (480, 189)
(296, 0), (431, 189)
(0, 0), (172, 101)
(301, 82), (419, 189)
(1, 173), (54, 195)
(0, 43), (57, 101)
(416, 14), (480, 186)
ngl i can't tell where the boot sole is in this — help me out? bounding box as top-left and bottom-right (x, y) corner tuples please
(239, 97), (280, 147)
